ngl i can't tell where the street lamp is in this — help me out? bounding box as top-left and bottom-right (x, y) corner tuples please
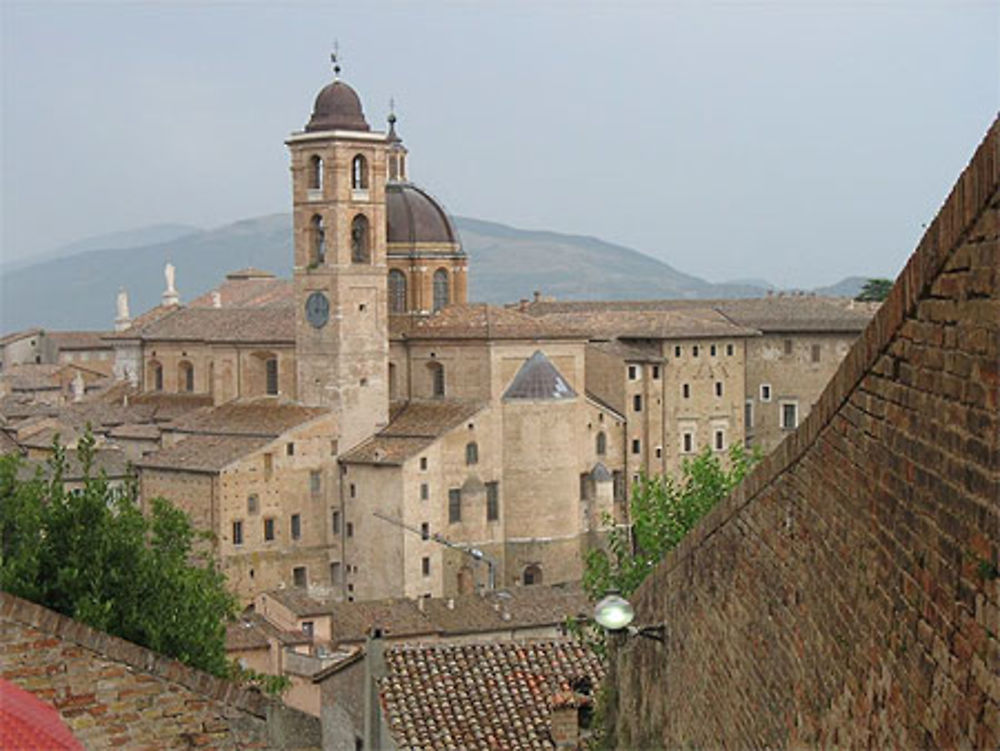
(593, 590), (665, 643)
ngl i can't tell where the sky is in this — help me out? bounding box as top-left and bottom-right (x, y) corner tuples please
(1, 1), (997, 289)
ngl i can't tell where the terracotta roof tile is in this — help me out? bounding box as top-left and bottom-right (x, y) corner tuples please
(116, 306), (294, 343)
(44, 330), (113, 351)
(407, 304), (584, 340)
(17, 449), (131, 482)
(522, 306), (757, 339)
(164, 399), (329, 438)
(379, 639), (604, 750)
(188, 274), (292, 309)
(340, 400), (486, 465)
(135, 434), (271, 472)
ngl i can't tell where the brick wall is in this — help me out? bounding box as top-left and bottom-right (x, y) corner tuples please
(0, 593), (321, 749)
(609, 118), (999, 748)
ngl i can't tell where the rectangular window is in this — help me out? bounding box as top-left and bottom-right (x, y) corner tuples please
(349, 483), (356, 499)
(421, 522), (430, 540)
(710, 344), (717, 356)
(286, 442), (295, 456)
(715, 381), (723, 397)
(310, 470), (321, 496)
(760, 384), (772, 402)
(247, 494), (259, 514)
(627, 365), (638, 380)
(330, 562), (341, 584)
(745, 399), (754, 431)
(232, 520), (243, 546)
(682, 383), (690, 399)
(580, 472), (590, 501)
(346, 522), (354, 538)
(784, 339), (793, 356)
(264, 517), (275, 542)
(263, 453), (273, 480)
(291, 513), (301, 540)
(811, 344), (821, 363)
(631, 439), (641, 455)
(486, 482), (499, 521)
(420, 483), (429, 500)
(448, 489), (462, 523)
(420, 457), (428, 470)
(265, 358), (279, 395)
(655, 446), (662, 459)
(651, 365), (660, 379)
(692, 345), (699, 357)
(302, 621), (314, 637)
(714, 429), (725, 451)
(726, 343), (734, 356)
(292, 566), (307, 588)
(332, 510), (341, 534)
(422, 557), (431, 577)
(683, 433), (693, 454)
(674, 345), (682, 358)
(781, 402), (799, 430)
(633, 394), (642, 412)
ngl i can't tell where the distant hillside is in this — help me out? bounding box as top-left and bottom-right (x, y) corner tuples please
(813, 276), (868, 298)
(2, 213), (782, 332)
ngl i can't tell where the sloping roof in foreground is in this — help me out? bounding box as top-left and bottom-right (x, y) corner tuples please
(380, 639), (604, 750)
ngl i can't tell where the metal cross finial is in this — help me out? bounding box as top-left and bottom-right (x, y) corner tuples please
(331, 41), (341, 79)
(388, 97), (397, 124)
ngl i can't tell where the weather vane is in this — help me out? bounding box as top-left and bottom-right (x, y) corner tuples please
(331, 40), (341, 79)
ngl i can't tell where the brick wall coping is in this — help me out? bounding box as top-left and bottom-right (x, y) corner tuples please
(635, 114), (999, 602)
(0, 591), (273, 718)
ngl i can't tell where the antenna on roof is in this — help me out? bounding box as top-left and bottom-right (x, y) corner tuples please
(331, 40), (341, 80)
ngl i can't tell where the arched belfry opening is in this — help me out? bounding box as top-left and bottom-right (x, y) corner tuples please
(310, 215), (326, 265)
(351, 214), (370, 263)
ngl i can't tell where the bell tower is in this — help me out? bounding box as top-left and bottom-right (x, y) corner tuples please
(288, 58), (389, 451)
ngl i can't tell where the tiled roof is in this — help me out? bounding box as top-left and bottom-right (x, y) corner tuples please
(379, 639), (604, 750)
(0, 678), (84, 751)
(135, 434), (271, 472)
(107, 423), (162, 440)
(17, 449), (131, 482)
(588, 339), (665, 362)
(503, 351), (577, 401)
(331, 600), (437, 644)
(522, 306), (757, 340)
(2, 364), (65, 391)
(0, 397), (59, 422)
(406, 304), (584, 341)
(262, 588), (337, 618)
(104, 304), (178, 339)
(115, 307), (294, 344)
(522, 296), (873, 334)
(226, 613), (312, 651)
(340, 400), (486, 465)
(188, 274), (293, 309)
(45, 331), (113, 351)
(165, 399), (329, 438)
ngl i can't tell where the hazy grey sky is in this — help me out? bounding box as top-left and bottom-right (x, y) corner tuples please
(2, 1), (997, 288)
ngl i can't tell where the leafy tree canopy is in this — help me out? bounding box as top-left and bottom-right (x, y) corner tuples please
(583, 444), (759, 601)
(855, 277), (892, 302)
(0, 433), (236, 677)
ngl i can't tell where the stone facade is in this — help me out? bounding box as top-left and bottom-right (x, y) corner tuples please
(0, 592), (321, 749)
(608, 118), (999, 749)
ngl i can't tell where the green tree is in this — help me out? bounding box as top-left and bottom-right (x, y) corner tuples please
(583, 444), (759, 602)
(0, 434), (236, 676)
(855, 277), (892, 302)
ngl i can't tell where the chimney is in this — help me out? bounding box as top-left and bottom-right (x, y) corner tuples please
(549, 692), (581, 748)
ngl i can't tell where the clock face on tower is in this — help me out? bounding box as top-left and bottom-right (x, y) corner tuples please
(305, 291), (330, 329)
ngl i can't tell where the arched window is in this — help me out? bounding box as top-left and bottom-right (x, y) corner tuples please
(433, 269), (449, 312)
(428, 361), (445, 399)
(388, 270), (407, 314)
(351, 214), (370, 263)
(596, 431), (607, 456)
(523, 564), (542, 586)
(178, 361), (194, 393)
(311, 215), (326, 265)
(465, 441), (478, 465)
(149, 360), (163, 392)
(308, 155), (323, 190)
(351, 154), (368, 190)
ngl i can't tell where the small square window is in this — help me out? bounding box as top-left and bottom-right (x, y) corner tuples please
(651, 365), (660, 379)
(683, 433), (693, 453)
(715, 381), (723, 397)
(420, 457), (428, 470)
(292, 566), (307, 588)
(714, 429), (725, 451)
(422, 557), (431, 577)
(247, 494), (259, 515)
(631, 439), (641, 455)
(291, 513), (301, 540)
(349, 483), (356, 499)
(760, 384), (772, 402)
(633, 394), (642, 412)
(781, 402), (799, 430)
(692, 345), (699, 357)
(710, 344), (717, 356)
(420, 522), (430, 540)
(302, 621), (314, 637)
(232, 520), (243, 546)
(264, 518), (275, 542)
(674, 345), (682, 358)
(682, 384), (690, 399)
(726, 343), (734, 356)
(332, 510), (341, 534)
(465, 442), (479, 465)
(346, 522), (354, 537)
(420, 483), (429, 500)
(627, 365), (638, 380)
(655, 446), (662, 459)
(286, 442), (295, 456)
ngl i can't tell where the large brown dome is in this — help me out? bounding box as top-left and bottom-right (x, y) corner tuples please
(305, 80), (370, 132)
(386, 183), (460, 247)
